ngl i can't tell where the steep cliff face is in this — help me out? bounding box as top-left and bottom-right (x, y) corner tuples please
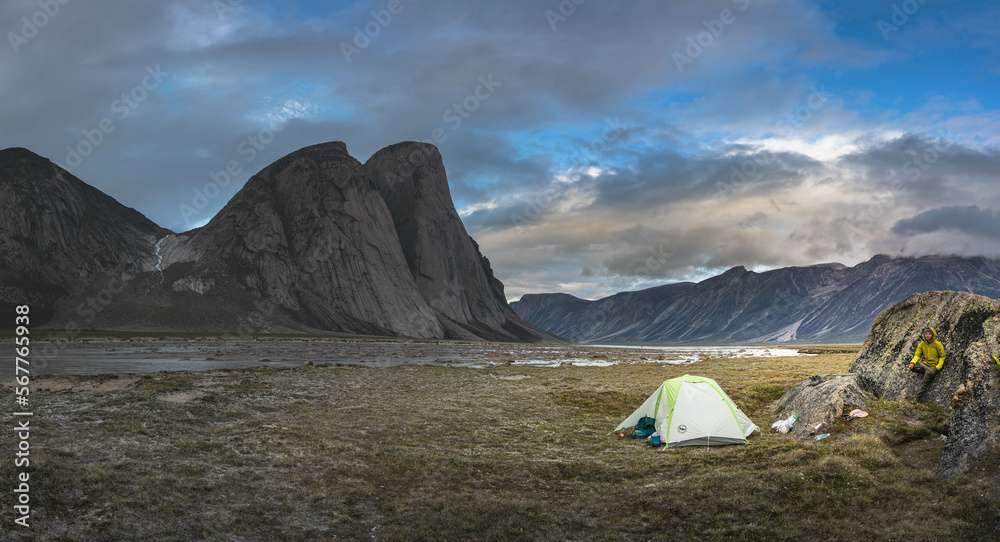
(0, 148), (170, 324)
(366, 143), (502, 328)
(848, 291), (1000, 478)
(365, 142), (562, 342)
(512, 256), (1000, 344)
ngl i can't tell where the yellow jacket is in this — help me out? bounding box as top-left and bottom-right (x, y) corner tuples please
(911, 327), (945, 370)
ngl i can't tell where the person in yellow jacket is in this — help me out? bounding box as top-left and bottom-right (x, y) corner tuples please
(908, 327), (944, 401)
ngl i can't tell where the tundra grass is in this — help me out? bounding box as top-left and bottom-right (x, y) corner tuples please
(1, 351), (996, 541)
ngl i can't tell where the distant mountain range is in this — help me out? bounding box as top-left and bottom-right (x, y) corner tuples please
(0, 143), (560, 342)
(510, 255), (1000, 344)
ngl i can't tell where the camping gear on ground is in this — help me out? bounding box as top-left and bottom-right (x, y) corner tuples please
(613, 375), (759, 448)
(814, 433), (830, 441)
(843, 409), (868, 421)
(650, 434), (663, 446)
(809, 422), (829, 436)
(632, 416), (657, 439)
(771, 413), (798, 434)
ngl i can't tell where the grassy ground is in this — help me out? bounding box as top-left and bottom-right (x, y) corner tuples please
(1, 349), (997, 541)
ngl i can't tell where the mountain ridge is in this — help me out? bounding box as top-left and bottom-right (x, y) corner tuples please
(510, 255), (1000, 344)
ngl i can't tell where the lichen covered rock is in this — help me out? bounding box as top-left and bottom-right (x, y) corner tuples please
(849, 290), (1000, 478)
(775, 373), (867, 436)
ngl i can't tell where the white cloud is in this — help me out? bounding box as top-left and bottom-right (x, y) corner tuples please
(458, 200), (497, 217)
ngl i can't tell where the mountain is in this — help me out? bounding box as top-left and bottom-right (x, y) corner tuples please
(0, 147), (170, 322)
(510, 255), (1000, 344)
(0, 144), (560, 342)
(365, 142), (551, 341)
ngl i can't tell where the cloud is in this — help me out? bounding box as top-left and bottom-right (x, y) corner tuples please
(2, 0), (999, 301)
(892, 205), (1000, 238)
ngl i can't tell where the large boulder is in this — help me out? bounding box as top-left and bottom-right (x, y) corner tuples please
(849, 291), (1000, 478)
(774, 373), (867, 436)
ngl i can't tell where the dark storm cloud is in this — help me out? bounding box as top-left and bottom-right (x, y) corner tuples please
(462, 140), (827, 237)
(892, 205), (1000, 239)
(589, 146), (825, 211)
(837, 134), (1000, 211)
(1, 0), (889, 230)
(599, 223), (790, 280)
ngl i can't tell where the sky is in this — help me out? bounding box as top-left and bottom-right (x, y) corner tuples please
(2, 0), (999, 302)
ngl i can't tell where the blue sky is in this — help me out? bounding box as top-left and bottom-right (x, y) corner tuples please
(2, 0), (999, 301)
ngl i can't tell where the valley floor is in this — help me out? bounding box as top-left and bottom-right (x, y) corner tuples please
(1, 342), (996, 540)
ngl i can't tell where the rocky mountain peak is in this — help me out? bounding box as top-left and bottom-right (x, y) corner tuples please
(1, 146), (51, 167)
(365, 142), (501, 329)
(1, 147), (170, 321)
(181, 141), (443, 338)
(366, 141), (452, 207)
(0, 142), (559, 342)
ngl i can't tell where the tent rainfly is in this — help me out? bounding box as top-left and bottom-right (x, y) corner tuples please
(614, 375), (759, 447)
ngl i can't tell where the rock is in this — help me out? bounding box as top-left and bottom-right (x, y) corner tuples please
(186, 141), (443, 338)
(938, 328), (1000, 479)
(775, 373), (867, 435)
(511, 255), (1000, 344)
(303, 360), (313, 367)
(258, 358), (272, 363)
(849, 291), (1000, 478)
(0, 143), (563, 343)
(0, 148), (170, 323)
(366, 142), (561, 343)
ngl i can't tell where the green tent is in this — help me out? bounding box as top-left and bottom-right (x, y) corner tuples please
(614, 375), (759, 447)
